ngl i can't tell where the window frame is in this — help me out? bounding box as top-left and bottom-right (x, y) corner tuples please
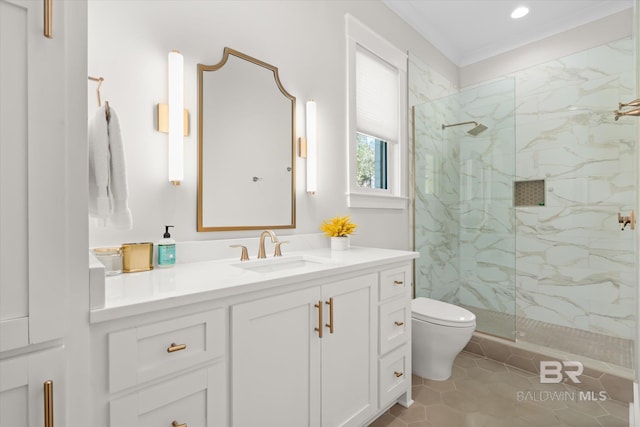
(346, 14), (408, 209)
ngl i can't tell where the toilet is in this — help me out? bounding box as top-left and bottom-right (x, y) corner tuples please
(411, 297), (476, 381)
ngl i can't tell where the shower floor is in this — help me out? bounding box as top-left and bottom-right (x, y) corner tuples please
(463, 305), (634, 370)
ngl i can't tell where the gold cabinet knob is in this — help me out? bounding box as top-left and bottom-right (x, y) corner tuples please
(394, 321), (404, 327)
(394, 371), (404, 378)
(172, 421), (187, 427)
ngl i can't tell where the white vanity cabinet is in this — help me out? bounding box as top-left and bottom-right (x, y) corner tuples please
(232, 269), (408, 427)
(92, 250), (417, 427)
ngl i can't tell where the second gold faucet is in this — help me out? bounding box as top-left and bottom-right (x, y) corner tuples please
(257, 230), (278, 259)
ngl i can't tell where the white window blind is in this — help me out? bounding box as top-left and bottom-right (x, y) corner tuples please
(355, 47), (398, 144)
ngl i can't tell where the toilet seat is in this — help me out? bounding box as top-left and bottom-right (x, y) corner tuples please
(412, 297), (476, 328)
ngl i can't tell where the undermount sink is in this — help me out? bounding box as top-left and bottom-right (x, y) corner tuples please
(232, 255), (328, 273)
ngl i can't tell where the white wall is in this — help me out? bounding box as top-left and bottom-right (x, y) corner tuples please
(88, 0), (454, 250)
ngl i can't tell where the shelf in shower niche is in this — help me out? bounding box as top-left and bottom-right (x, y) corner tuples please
(514, 179), (545, 207)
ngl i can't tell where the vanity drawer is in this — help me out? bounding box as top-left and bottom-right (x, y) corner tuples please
(109, 309), (226, 393)
(379, 265), (411, 301)
(110, 361), (227, 427)
(379, 344), (410, 409)
(379, 297), (410, 355)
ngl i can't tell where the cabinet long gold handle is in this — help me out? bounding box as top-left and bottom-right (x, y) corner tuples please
(44, 380), (54, 427)
(393, 280), (404, 286)
(394, 371), (404, 378)
(172, 421), (187, 427)
(325, 297), (334, 334)
(44, 0), (53, 38)
(314, 301), (323, 338)
(394, 321), (404, 327)
(167, 343), (187, 353)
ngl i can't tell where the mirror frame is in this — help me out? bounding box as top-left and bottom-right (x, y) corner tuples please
(197, 47), (296, 232)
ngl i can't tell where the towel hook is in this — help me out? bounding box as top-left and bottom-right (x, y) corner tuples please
(88, 76), (104, 107)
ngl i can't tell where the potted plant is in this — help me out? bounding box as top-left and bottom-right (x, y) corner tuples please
(320, 215), (357, 251)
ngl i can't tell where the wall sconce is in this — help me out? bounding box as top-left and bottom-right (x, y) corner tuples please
(298, 100), (317, 194)
(157, 50), (189, 186)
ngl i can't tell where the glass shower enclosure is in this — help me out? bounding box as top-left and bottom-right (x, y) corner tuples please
(413, 78), (517, 340)
(412, 37), (637, 370)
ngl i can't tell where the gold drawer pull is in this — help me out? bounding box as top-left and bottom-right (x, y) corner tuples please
(394, 321), (404, 327)
(325, 297), (334, 334)
(315, 301), (323, 338)
(172, 421), (187, 427)
(394, 371), (404, 378)
(167, 343), (187, 353)
(393, 280), (404, 286)
(44, 380), (54, 427)
(44, 0), (53, 39)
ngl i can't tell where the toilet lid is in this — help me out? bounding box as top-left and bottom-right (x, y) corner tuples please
(412, 297), (476, 328)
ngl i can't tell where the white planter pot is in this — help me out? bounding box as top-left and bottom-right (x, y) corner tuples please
(330, 236), (349, 251)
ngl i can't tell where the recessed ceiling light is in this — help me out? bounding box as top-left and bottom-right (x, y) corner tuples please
(511, 6), (529, 19)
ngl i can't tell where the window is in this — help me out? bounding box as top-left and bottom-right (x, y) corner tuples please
(346, 14), (407, 209)
(357, 133), (387, 189)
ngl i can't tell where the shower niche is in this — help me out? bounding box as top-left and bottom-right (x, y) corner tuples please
(514, 179), (545, 207)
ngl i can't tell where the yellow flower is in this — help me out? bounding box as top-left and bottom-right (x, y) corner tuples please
(320, 215), (358, 237)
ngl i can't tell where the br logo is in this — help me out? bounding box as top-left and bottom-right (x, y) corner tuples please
(539, 361), (583, 384)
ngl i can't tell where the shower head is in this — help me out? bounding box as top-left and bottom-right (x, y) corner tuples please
(441, 121), (488, 136)
(467, 123), (488, 136)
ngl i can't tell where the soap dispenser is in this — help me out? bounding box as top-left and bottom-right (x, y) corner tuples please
(157, 225), (176, 267)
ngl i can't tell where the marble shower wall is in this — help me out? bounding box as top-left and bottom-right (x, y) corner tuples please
(411, 36), (636, 342)
(514, 37), (636, 340)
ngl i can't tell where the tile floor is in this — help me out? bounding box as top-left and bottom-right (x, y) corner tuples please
(369, 351), (629, 427)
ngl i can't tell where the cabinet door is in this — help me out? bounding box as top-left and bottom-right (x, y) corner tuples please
(321, 274), (377, 427)
(0, 0), (67, 352)
(0, 347), (66, 427)
(232, 287), (321, 427)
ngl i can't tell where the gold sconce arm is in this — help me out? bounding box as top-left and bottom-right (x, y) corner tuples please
(157, 104), (190, 136)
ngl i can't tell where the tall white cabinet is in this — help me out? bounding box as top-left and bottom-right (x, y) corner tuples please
(0, 0), (69, 425)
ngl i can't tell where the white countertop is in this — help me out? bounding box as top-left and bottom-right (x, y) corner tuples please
(90, 246), (418, 323)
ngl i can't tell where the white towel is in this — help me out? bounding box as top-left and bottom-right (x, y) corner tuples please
(88, 105), (133, 229)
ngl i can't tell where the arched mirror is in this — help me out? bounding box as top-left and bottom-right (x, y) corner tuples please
(198, 48), (296, 231)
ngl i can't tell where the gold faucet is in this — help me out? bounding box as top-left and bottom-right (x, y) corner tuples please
(257, 230), (278, 259)
(614, 107), (640, 121)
